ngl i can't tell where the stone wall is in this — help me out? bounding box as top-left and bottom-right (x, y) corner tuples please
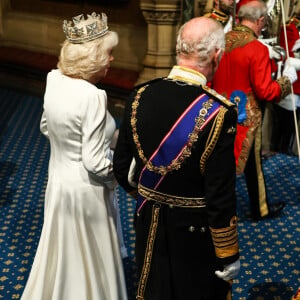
(0, 0), (147, 72)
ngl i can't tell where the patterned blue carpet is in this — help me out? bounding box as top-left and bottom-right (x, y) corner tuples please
(0, 87), (299, 300)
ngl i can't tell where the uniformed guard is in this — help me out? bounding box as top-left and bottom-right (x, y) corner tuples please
(204, 0), (234, 32)
(212, 0), (297, 220)
(114, 17), (240, 300)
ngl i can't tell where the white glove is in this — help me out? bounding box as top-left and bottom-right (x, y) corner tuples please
(283, 58), (298, 83)
(128, 157), (137, 188)
(292, 38), (300, 52)
(258, 39), (281, 60)
(285, 57), (300, 71)
(215, 259), (240, 281)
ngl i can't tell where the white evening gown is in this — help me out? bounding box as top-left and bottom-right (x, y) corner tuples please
(21, 70), (127, 300)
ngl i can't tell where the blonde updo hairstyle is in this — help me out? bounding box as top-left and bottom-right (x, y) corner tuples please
(57, 31), (118, 81)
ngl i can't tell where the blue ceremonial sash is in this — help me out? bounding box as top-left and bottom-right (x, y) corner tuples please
(136, 93), (221, 213)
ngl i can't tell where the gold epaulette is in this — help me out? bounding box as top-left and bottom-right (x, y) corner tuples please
(288, 15), (300, 27)
(204, 8), (229, 27)
(209, 216), (239, 259)
(202, 85), (235, 108)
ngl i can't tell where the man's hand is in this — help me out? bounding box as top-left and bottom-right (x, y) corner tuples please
(285, 57), (300, 71)
(215, 259), (240, 281)
(283, 58), (298, 83)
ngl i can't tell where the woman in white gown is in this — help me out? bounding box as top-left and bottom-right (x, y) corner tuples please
(21, 12), (127, 300)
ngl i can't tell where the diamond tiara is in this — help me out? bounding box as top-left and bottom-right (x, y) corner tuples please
(63, 12), (108, 44)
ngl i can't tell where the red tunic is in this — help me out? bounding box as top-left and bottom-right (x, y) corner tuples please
(213, 29), (282, 103)
(280, 21), (300, 94)
(212, 25), (289, 172)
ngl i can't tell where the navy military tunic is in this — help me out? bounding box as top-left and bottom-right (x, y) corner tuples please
(113, 66), (239, 300)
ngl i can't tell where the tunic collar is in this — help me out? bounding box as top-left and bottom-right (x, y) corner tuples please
(233, 24), (258, 38)
(167, 66), (207, 86)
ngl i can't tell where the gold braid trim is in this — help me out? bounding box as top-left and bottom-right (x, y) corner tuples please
(289, 16), (300, 27)
(225, 25), (256, 52)
(205, 8), (229, 27)
(200, 106), (227, 175)
(210, 216), (239, 259)
(136, 205), (160, 300)
(277, 76), (292, 99)
(138, 183), (206, 208)
(131, 86), (214, 176)
(292, 287), (300, 300)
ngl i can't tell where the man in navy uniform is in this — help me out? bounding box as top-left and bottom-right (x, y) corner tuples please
(113, 17), (240, 300)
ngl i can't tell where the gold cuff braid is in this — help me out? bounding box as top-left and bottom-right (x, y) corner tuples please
(277, 76), (292, 99)
(209, 216), (239, 258)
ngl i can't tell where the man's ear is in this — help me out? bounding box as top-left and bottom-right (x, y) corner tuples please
(214, 48), (224, 64)
(256, 16), (263, 26)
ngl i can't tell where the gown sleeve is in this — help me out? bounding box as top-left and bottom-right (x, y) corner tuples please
(81, 89), (115, 186)
(40, 111), (49, 139)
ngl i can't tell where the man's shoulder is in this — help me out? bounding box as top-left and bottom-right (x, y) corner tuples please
(225, 25), (258, 49)
(133, 77), (165, 91)
(201, 85), (235, 109)
(226, 34), (265, 53)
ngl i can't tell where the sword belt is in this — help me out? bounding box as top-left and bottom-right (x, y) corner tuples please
(138, 184), (206, 208)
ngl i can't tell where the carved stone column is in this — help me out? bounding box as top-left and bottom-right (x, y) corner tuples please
(138, 0), (182, 83)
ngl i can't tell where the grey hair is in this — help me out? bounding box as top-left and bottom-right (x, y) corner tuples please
(176, 18), (225, 67)
(238, 0), (267, 22)
(58, 31), (118, 80)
